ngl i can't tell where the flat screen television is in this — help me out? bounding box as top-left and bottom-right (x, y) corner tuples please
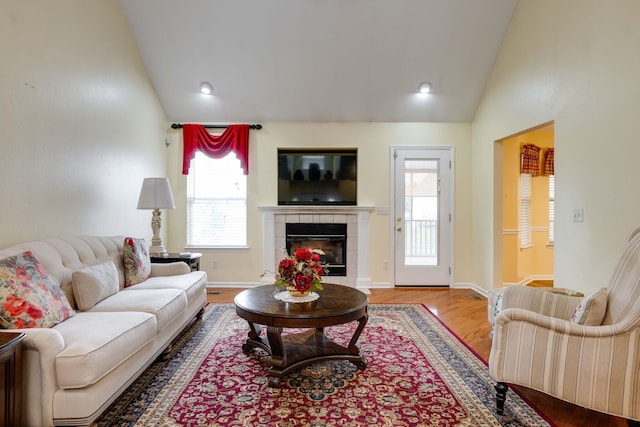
(278, 149), (357, 205)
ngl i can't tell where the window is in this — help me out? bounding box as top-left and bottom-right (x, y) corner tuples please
(520, 173), (532, 248)
(186, 152), (247, 247)
(548, 175), (555, 244)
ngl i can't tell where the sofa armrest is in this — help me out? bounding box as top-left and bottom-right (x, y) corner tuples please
(20, 327), (65, 354)
(150, 261), (191, 277)
(17, 328), (65, 427)
(502, 285), (582, 320)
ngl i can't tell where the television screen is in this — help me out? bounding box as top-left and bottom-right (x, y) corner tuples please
(278, 149), (357, 205)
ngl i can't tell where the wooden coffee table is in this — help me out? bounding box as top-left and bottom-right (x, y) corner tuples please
(234, 283), (369, 387)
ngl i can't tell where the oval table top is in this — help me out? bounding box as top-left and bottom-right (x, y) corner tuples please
(234, 283), (368, 328)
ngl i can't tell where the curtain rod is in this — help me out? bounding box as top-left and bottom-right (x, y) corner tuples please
(171, 123), (262, 130)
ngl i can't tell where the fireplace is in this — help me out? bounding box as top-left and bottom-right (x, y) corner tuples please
(286, 223), (347, 276)
(260, 205), (374, 288)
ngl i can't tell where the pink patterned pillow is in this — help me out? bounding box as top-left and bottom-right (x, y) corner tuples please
(0, 251), (75, 329)
(122, 237), (151, 287)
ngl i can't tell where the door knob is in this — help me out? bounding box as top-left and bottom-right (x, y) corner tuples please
(396, 226), (402, 232)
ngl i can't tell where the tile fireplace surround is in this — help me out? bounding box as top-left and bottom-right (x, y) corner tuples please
(260, 206), (374, 289)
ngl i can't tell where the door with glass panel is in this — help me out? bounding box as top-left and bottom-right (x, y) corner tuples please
(393, 148), (452, 286)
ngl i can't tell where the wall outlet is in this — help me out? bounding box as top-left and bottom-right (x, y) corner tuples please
(383, 260), (389, 269)
(211, 260), (218, 269)
(573, 208), (584, 223)
(377, 206), (389, 215)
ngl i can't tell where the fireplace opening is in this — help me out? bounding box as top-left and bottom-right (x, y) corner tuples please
(286, 223), (347, 276)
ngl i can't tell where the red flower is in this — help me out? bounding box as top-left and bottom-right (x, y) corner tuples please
(35, 263), (48, 278)
(26, 304), (43, 320)
(294, 248), (312, 261)
(12, 317), (37, 328)
(278, 258), (295, 275)
(15, 267), (32, 282)
(311, 253), (320, 262)
(294, 273), (312, 292)
(3, 294), (28, 317)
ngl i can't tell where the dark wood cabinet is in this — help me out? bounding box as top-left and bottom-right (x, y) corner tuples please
(151, 252), (202, 272)
(0, 332), (24, 427)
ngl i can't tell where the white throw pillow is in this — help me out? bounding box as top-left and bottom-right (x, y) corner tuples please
(72, 261), (119, 311)
(570, 288), (608, 326)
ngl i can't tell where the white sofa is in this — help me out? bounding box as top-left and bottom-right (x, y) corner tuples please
(0, 236), (207, 427)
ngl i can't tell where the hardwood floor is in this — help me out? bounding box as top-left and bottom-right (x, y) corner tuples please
(207, 287), (628, 427)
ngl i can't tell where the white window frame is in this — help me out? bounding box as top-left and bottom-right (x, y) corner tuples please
(186, 152), (247, 248)
(520, 173), (532, 248)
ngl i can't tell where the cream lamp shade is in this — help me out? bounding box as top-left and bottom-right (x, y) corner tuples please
(137, 178), (176, 256)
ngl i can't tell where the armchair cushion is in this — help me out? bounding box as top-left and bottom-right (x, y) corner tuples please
(570, 287), (608, 325)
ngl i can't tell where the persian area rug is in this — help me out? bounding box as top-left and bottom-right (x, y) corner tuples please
(96, 304), (553, 427)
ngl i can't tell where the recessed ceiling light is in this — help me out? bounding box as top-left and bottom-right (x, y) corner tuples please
(200, 81), (213, 95)
(418, 82), (431, 94)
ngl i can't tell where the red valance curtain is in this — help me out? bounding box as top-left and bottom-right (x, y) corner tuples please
(543, 148), (554, 176)
(520, 143), (541, 176)
(182, 124), (250, 175)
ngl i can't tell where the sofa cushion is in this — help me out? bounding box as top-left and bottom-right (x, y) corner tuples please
(130, 271), (206, 307)
(0, 251), (75, 329)
(90, 288), (187, 332)
(54, 311), (156, 389)
(122, 237), (151, 287)
(571, 288), (608, 325)
(71, 261), (119, 311)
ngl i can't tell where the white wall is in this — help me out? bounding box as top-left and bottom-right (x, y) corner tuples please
(0, 0), (168, 247)
(165, 122), (473, 285)
(472, 0), (640, 293)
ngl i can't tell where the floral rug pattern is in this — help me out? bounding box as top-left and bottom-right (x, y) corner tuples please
(96, 304), (553, 426)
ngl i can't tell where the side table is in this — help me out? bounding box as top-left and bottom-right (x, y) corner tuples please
(151, 252), (202, 272)
(0, 332), (25, 427)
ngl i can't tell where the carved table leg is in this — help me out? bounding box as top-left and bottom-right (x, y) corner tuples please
(495, 382), (508, 415)
(348, 312), (369, 369)
(266, 326), (286, 387)
(242, 321), (263, 352)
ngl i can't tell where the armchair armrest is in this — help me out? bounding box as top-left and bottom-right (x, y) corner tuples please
(495, 308), (622, 338)
(502, 285), (582, 320)
(150, 261), (191, 276)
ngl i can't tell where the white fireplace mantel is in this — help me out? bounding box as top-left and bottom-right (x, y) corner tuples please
(259, 206), (374, 289)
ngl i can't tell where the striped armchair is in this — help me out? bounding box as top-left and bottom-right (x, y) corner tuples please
(489, 228), (640, 423)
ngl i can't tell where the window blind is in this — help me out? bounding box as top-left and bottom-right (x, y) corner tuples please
(187, 152), (247, 247)
(549, 175), (555, 244)
(520, 173), (532, 247)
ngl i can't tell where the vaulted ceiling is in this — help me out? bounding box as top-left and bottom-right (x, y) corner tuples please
(120, 0), (519, 123)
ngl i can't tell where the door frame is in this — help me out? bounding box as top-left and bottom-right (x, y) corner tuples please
(389, 146), (455, 287)
(493, 121), (555, 289)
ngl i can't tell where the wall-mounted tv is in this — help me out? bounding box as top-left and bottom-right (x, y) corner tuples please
(278, 149), (357, 205)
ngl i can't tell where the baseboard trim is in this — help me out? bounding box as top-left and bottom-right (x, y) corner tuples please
(452, 282), (489, 297)
(206, 281), (490, 298)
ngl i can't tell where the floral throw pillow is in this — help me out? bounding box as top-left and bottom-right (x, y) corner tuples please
(122, 237), (151, 287)
(0, 251), (75, 329)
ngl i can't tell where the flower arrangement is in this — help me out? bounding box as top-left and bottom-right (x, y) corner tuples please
(274, 248), (327, 294)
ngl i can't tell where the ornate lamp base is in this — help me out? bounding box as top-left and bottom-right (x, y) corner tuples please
(149, 208), (167, 257)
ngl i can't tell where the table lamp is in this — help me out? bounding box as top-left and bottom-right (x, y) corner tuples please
(137, 177), (176, 256)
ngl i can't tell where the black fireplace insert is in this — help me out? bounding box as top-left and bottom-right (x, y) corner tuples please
(286, 223), (347, 276)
